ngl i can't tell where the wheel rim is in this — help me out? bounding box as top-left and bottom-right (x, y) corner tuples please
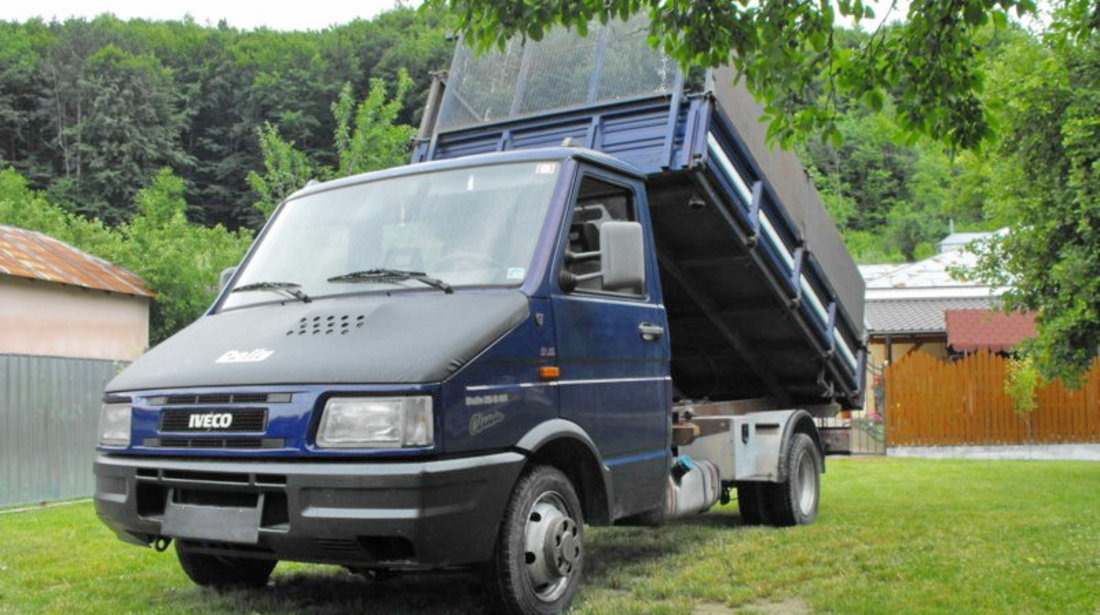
(523, 491), (581, 602)
(796, 450), (818, 516)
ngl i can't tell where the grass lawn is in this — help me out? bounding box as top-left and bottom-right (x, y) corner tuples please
(1, 457), (1098, 614)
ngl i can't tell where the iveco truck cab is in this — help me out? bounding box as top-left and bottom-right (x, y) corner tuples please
(95, 18), (866, 615)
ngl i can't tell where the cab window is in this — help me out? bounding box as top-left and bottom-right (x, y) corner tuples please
(562, 176), (644, 296)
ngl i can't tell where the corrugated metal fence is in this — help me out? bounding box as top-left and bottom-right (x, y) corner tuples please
(0, 354), (122, 507)
(886, 351), (1100, 446)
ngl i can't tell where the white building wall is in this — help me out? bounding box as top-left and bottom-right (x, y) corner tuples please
(0, 276), (149, 361)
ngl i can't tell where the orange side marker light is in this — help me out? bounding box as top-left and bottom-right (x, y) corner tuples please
(539, 366), (560, 380)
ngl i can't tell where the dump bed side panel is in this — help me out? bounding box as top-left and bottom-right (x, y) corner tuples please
(711, 67), (865, 328)
(678, 97), (865, 407)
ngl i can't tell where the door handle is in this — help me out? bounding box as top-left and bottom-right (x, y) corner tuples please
(638, 322), (665, 341)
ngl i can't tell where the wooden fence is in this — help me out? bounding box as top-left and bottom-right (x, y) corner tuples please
(885, 351), (1100, 447)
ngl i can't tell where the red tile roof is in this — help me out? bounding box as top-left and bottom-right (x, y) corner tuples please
(945, 309), (1036, 353)
(0, 225), (153, 297)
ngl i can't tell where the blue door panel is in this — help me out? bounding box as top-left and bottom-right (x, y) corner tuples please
(552, 296), (670, 518)
(550, 168), (671, 520)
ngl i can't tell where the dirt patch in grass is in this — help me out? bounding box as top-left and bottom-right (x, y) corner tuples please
(694, 602), (738, 615)
(737, 597), (812, 614)
(693, 597), (811, 615)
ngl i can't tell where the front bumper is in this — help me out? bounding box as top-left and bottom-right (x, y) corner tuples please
(93, 452), (525, 568)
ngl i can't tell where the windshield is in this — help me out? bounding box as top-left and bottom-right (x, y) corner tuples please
(222, 161), (561, 310)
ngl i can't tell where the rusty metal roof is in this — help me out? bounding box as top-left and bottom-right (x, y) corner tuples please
(946, 309), (1036, 353)
(0, 225), (153, 297)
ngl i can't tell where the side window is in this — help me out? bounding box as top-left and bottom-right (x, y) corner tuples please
(562, 176), (644, 296)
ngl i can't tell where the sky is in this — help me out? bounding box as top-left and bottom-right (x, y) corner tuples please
(0, 0), (1042, 33)
(0, 0), (411, 31)
(1, 0), (912, 32)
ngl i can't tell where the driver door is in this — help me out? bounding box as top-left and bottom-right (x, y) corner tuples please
(551, 169), (671, 519)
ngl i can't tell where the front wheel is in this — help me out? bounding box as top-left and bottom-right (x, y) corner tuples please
(485, 465), (584, 615)
(176, 543), (276, 589)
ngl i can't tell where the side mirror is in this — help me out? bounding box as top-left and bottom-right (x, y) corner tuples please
(599, 221), (645, 294)
(219, 266), (238, 291)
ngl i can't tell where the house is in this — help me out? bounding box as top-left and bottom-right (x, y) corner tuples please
(854, 229), (1006, 447)
(861, 229), (1006, 368)
(0, 225), (152, 360)
(0, 225), (153, 507)
(860, 228), (1098, 456)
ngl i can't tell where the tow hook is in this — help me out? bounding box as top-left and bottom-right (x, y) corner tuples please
(153, 536), (172, 552)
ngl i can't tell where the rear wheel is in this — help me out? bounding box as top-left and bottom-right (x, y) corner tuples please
(485, 465), (584, 615)
(736, 433), (821, 527)
(176, 543), (276, 589)
(762, 432), (821, 526)
(736, 483), (769, 525)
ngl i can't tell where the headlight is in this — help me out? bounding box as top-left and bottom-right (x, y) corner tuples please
(316, 396), (433, 449)
(98, 402), (132, 447)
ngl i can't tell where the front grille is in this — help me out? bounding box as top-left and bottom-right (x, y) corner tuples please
(160, 408), (267, 432)
(148, 392), (292, 405)
(143, 437), (285, 449)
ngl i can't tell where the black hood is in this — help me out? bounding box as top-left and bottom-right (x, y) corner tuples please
(108, 291), (530, 392)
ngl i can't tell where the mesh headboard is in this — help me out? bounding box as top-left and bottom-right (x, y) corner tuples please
(436, 14), (681, 133)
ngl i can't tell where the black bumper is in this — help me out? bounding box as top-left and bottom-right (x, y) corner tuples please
(93, 452), (526, 568)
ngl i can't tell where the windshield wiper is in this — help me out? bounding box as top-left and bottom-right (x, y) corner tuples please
(327, 268), (454, 294)
(231, 281), (312, 303)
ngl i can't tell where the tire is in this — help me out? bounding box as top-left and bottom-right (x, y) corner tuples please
(176, 543), (276, 589)
(736, 483), (769, 526)
(485, 465), (584, 615)
(762, 432), (821, 527)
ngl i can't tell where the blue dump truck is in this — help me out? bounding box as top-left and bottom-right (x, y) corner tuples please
(94, 20), (865, 615)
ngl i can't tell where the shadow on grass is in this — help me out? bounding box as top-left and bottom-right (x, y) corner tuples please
(202, 511), (746, 614)
(216, 568), (491, 615)
(583, 510), (738, 585)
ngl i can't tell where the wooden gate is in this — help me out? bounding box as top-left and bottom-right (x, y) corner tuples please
(885, 351), (1100, 446)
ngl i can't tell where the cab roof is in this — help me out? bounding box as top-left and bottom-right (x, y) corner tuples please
(287, 147), (645, 203)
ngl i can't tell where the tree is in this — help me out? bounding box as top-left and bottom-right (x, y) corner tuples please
(0, 166), (115, 251)
(800, 103), (956, 262)
(964, 10), (1099, 384)
(0, 9), (452, 229)
(115, 169), (252, 341)
(248, 70), (415, 219)
(0, 20), (52, 180)
(331, 72), (414, 177)
(65, 45), (192, 222)
(1004, 356), (1043, 442)
(424, 0), (1040, 150)
(246, 122), (317, 220)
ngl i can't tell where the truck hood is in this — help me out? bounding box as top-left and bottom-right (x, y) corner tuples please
(108, 291), (530, 392)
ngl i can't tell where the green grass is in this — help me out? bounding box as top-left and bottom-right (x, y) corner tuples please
(2, 457), (1099, 614)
